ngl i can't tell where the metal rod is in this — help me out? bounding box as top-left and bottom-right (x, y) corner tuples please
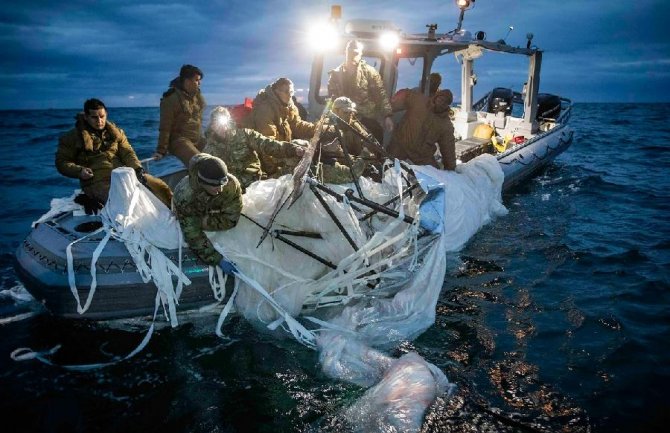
(242, 214), (335, 269)
(359, 182), (421, 222)
(329, 111), (388, 158)
(344, 189), (415, 224)
(307, 179), (364, 212)
(274, 229), (322, 239)
(309, 184), (359, 252)
(273, 232), (337, 269)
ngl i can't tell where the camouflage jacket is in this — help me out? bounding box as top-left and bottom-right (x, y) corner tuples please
(388, 89), (456, 169)
(156, 86), (206, 155)
(55, 114), (142, 188)
(327, 60), (392, 120)
(203, 127), (299, 189)
(319, 114), (375, 158)
(243, 85), (315, 142)
(172, 154), (243, 265)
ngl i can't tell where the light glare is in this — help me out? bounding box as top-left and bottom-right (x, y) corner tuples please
(379, 31), (399, 51)
(308, 23), (339, 51)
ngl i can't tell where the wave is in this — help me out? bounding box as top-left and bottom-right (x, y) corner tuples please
(29, 133), (61, 144)
(47, 123), (72, 130)
(638, 145), (670, 152)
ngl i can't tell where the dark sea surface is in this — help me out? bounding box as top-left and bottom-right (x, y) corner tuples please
(0, 104), (669, 432)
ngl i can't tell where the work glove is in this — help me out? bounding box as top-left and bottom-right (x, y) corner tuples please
(134, 167), (148, 186)
(74, 193), (105, 215)
(218, 258), (238, 276)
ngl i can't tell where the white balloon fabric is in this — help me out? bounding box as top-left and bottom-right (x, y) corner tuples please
(44, 155), (506, 433)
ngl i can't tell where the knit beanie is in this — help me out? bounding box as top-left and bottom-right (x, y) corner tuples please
(197, 156), (229, 186)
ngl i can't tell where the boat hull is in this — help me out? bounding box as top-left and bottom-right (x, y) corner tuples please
(16, 124), (574, 321)
(499, 124), (574, 191)
(14, 212), (220, 320)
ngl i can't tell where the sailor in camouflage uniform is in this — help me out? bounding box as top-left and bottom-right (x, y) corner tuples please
(172, 153), (242, 274)
(152, 65), (207, 166)
(320, 96), (382, 160)
(327, 40), (394, 143)
(203, 106), (302, 190)
(205, 106), (364, 186)
(55, 98), (173, 209)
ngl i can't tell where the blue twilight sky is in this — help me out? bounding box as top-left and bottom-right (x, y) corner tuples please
(1, 0), (668, 110)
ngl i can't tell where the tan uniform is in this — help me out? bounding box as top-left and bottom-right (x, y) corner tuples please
(156, 86), (206, 165)
(244, 85), (315, 142)
(327, 60), (392, 121)
(388, 90), (456, 170)
(56, 115), (172, 206)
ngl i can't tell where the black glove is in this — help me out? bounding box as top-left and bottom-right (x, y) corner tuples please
(74, 193), (104, 215)
(134, 167), (148, 186)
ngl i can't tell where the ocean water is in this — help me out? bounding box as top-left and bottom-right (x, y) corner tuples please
(0, 104), (669, 432)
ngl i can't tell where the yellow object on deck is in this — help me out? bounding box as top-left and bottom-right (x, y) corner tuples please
(492, 133), (514, 153)
(473, 123), (494, 140)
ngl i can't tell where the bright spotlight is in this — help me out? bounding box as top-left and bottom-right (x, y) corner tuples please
(307, 23), (339, 52)
(215, 113), (230, 128)
(379, 31), (399, 51)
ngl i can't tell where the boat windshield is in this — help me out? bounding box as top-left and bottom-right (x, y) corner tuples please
(395, 57), (425, 93)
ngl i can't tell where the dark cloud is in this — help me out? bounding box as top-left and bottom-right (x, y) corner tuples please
(1, 0), (668, 109)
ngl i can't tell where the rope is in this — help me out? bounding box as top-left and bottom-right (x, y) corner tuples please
(11, 293), (161, 370)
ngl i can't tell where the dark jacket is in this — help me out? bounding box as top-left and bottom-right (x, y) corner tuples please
(244, 85), (315, 142)
(388, 90), (456, 170)
(56, 114), (142, 189)
(156, 85), (206, 156)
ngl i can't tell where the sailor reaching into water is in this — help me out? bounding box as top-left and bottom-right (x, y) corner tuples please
(172, 153), (242, 275)
(55, 98), (173, 213)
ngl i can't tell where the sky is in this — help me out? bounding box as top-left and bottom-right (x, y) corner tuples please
(1, 0), (668, 109)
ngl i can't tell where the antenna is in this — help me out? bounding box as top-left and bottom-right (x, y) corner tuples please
(502, 26), (514, 41)
(453, 0), (476, 33)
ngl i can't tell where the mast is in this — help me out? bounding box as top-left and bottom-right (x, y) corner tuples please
(523, 50), (542, 133)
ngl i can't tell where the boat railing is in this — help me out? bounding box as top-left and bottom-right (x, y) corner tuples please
(556, 97), (572, 125)
(472, 91), (491, 112)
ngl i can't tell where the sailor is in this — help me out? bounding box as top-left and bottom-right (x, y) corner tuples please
(327, 39), (393, 144)
(172, 153), (242, 275)
(152, 64), (206, 165)
(243, 77), (315, 143)
(203, 106), (305, 190)
(388, 88), (456, 170)
(322, 96), (381, 160)
(427, 72), (442, 96)
(55, 98), (173, 213)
